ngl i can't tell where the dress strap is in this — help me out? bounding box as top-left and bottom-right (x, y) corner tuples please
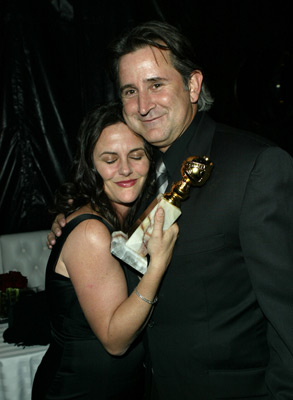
(46, 214), (113, 278)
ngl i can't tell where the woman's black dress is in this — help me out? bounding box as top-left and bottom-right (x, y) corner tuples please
(32, 214), (145, 400)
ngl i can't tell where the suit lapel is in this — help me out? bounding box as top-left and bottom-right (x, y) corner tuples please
(185, 112), (216, 159)
(170, 112), (217, 183)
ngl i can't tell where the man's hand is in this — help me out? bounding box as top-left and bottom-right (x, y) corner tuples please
(47, 213), (66, 249)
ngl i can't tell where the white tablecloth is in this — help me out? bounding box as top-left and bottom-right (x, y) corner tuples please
(0, 323), (48, 400)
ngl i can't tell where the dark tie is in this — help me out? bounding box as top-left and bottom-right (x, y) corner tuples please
(156, 159), (168, 194)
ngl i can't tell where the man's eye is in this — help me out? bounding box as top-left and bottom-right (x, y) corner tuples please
(122, 89), (136, 97)
(153, 83), (162, 89)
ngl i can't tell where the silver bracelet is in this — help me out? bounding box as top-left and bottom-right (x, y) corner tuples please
(134, 287), (158, 305)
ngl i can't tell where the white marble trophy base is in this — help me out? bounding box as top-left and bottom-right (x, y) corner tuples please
(111, 195), (181, 274)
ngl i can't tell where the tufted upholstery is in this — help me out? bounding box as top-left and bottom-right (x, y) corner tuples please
(0, 230), (51, 291)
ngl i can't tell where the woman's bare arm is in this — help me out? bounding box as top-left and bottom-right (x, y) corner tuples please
(59, 208), (178, 355)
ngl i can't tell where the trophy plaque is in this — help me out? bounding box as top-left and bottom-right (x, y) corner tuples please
(111, 156), (213, 274)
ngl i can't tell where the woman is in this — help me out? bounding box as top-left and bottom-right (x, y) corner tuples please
(32, 101), (178, 400)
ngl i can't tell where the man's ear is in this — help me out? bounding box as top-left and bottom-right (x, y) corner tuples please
(189, 70), (203, 103)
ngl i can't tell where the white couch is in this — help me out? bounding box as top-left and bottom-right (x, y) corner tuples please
(0, 230), (51, 291)
(0, 230), (51, 400)
(0, 231), (51, 400)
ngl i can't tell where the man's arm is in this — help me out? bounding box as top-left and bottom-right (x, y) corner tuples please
(240, 146), (293, 398)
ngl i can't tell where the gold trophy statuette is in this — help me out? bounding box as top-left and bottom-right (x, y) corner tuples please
(111, 156), (213, 274)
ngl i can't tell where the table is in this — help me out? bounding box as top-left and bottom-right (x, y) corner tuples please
(0, 323), (48, 400)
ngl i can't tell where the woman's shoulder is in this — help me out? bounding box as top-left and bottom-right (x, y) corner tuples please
(65, 209), (113, 246)
(60, 215), (111, 260)
(67, 206), (113, 231)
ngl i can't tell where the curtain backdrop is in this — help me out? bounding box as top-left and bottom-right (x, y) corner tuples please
(1, 0), (292, 234)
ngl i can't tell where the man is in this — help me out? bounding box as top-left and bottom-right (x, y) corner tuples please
(49, 21), (293, 399)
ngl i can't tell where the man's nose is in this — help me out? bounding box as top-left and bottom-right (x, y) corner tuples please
(138, 92), (155, 116)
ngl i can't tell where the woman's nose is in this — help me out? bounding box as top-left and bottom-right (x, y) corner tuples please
(119, 159), (132, 176)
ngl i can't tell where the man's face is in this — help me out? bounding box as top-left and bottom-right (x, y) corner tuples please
(118, 46), (202, 152)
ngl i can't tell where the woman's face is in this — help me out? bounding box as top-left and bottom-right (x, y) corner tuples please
(93, 122), (150, 212)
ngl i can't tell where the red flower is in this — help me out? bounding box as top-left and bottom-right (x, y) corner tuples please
(0, 271), (28, 292)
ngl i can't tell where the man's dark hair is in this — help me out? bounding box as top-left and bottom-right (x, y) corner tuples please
(108, 20), (214, 111)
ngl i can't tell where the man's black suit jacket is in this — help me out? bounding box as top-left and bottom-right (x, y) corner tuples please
(145, 112), (293, 399)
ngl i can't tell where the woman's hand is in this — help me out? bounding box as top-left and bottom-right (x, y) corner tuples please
(147, 208), (179, 274)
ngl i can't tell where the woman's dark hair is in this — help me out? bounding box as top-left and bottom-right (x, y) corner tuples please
(108, 20), (214, 111)
(51, 101), (156, 231)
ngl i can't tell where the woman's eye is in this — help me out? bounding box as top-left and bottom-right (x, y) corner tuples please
(130, 151), (146, 160)
(105, 159), (117, 164)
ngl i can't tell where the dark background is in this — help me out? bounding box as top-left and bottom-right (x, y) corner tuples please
(1, 0), (292, 234)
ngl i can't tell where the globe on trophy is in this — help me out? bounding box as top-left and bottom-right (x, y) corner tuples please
(111, 156), (213, 274)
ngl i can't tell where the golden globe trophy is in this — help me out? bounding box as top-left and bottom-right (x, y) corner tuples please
(111, 156), (213, 274)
